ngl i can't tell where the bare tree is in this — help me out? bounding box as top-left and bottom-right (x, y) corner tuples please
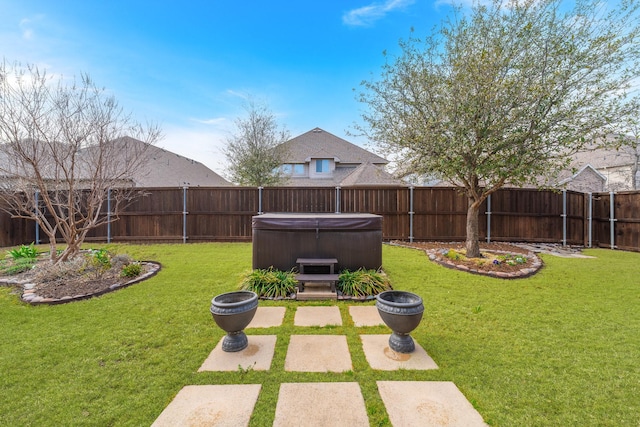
(357, 0), (640, 257)
(224, 101), (290, 186)
(0, 61), (162, 263)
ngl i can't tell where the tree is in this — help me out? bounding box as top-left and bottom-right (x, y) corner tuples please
(0, 61), (161, 264)
(224, 102), (290, 186)
(357, 0), (640, 257)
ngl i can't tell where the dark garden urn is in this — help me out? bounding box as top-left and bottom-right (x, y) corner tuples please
(376, 290), (424, 353)
(210, 290), (258, 352)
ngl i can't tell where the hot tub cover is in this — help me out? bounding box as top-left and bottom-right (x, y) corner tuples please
(252, 213), (382, 230)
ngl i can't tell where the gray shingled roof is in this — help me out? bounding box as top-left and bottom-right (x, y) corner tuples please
(278, 127), (388, 165)
(571, 135), (639, 169)
(116, 137), (232, 187)
(339, 162), (405, 187)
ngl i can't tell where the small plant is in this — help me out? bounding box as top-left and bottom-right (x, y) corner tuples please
(8, 243), (38, 261)
(87, 249), (112, 277)
(1, 258), (36, 275)
(337, 268), (391, 297)
(444, 249), (461, 261)
(240, 267), (297, 298)
(121, 263), (142, 278)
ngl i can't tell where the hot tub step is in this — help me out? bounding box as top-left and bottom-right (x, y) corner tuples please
(296, 290), (338, 301)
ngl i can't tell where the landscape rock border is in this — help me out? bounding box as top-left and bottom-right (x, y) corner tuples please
(389, 242), (543, 279)
(18, 261), (161, 305)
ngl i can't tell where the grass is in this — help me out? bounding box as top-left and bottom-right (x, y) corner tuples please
(0, 242), (639, 426)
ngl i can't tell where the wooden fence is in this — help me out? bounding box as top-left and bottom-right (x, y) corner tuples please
(1, 186), (640, 251)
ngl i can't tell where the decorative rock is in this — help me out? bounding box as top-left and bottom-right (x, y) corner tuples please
(23, 283), (36, 290)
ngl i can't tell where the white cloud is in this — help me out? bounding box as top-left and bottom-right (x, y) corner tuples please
(190, 116), (232, 126)
(343, 0), (415, 27)
(19, 15), (45, 41)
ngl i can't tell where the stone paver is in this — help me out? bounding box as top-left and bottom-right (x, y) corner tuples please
(151, 384), (261, 427)
(273, 382), (369, 427)
(284, 335), (352, 372)
(361, 334), (438, 370)
(348, 305), (384, 326)
(377, 381), (487, 426)
(247, 306), (286, 328)
(294, 306), (342, 326)
(198, 335), (276, 372)
(154, 306), (486, 426)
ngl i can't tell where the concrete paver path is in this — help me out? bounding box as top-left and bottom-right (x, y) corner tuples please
(153, 305), (488, 426)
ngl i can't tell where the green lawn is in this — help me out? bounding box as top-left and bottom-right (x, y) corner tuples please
(0, 243), (638, 426)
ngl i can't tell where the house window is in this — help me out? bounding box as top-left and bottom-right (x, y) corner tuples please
(281, 164), (305, 175)
(316, 159), (330, 173)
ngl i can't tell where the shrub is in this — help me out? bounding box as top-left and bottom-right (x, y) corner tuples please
(121, 263), (142, 278)
(7, 243), (38, 261)
(338, 268), (391, 297)
(88, 249), (112, 276)
(240, 267), (297, 298)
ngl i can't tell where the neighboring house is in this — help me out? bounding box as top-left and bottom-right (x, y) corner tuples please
(564, 135), (640, 192)
(0, 136), (231, 188)
(276, 127), (404, 186)
(556, 164), (607, 193)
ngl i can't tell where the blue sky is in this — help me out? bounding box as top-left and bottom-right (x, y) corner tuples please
(1, 0), (454, 176)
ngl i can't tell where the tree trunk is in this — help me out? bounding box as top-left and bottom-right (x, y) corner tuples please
(466, 199), (481, 258)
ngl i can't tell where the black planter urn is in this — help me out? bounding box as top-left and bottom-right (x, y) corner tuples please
(210, 291), (259, 352)
(376, 290), (424, 353)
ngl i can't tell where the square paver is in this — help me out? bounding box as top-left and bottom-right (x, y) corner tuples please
(273, 382), (369, 427)
(247, 307), (286, 328)
(151, 384), (261, 427)
(349, 305), (384, 326)
(377, 381), (487, 426)
(294, 306), (342, 326)
(198, 335), (276, 371)
(361, 334), (438, 370)
(284, 335), (352, 372)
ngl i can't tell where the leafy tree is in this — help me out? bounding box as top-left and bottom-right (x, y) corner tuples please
(357, 0), (640, 257)
(224, 102), (290, 186)
(0, 61), (161, 264)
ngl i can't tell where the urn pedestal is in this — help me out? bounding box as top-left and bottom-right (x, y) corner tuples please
(376, 290), (424, 353)
(210, 291), (258, 352)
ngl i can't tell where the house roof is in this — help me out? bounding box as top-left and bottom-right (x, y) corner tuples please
(121, 138), (232, 187)
(558, 164), (607, 185)
(339, 162), (405, 186)
(571, 135), (639, 169)
(278, 127), (388, 165)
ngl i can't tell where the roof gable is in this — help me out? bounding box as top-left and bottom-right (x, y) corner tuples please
(279, 127), (388, 165)
(339, 162), (405, 187)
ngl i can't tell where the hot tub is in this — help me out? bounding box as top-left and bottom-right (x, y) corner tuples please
(252, 213), (382, 272)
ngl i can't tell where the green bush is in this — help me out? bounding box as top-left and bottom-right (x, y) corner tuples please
(337, 268), (391, 297)
(121, 263), (142, 278)
(240, 267), (297, 298)
(7, 243), (38, 261)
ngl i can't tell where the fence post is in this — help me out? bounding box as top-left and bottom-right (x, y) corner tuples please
(258, 187), (263, 215)
(409, 186), (414, 242)
(486, 194), (491, 243)
(183, 186), (188, 244)
(335, 186), (341, 214)
(107, 188), (112, 244)
(34, 190), (40, 245)
(562, 189), (567, 247)
(588, 192), (592, 248)
(609, 191), (616, 249)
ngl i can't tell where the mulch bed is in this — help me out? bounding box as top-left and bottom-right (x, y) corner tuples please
(390, 241), (542, 278)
